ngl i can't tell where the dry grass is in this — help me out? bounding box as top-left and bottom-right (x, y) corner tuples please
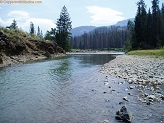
(0, 26), (41, 42)
(127, 49), (164, 57)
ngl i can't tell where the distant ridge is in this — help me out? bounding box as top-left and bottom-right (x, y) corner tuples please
(71, 26), (96, 36)
(71, 18), (134, 36)
(115, 18), (135, 27)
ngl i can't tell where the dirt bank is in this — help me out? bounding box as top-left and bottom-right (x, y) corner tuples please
(0, 28), (65, 67)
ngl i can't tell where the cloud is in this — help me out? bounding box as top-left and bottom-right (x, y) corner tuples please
(87, 6), (125, 26)
(0, 10), (56, 34)
(0, 7), (2, 9)
(20, 18), (56, 34)
(8, 11), (30, 21)
(0, 17), (13, 27)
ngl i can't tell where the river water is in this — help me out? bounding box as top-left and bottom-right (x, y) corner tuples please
(0, 54), (163, 123)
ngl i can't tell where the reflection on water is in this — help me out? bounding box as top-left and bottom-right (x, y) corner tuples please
(73, 54), (115, 65)
(51, 58), (71, 82)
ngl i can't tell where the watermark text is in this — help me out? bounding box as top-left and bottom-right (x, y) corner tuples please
(0, 0), (42, 4)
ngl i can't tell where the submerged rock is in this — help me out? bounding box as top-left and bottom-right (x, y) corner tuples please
(115, 106), (133, 123)
(102, 120), (112, 123)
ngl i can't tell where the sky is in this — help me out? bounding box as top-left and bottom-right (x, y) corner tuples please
(0, 0), (163, 34)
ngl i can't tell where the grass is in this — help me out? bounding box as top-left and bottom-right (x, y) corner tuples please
(0, 26), (47, 52)
(0, 26), (41, 42)
(127, 49), (164, 57)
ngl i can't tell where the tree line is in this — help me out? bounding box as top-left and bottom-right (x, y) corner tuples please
(126, 0), (164, 51)
(70, 26), (128, 50)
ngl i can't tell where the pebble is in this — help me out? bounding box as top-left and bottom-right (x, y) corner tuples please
(100, 55), (164, 86)
(100, 55), (164, 105)
(102, 120), (112, 123)
(123, 96), (128, 101)
(128, 92), (132, 96)
(128, 86), (135, 89)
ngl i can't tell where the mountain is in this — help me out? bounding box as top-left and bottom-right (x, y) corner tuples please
(71, 18), (134, 37)
(71, 26), (96, 36)
(115, 18), (134, 27)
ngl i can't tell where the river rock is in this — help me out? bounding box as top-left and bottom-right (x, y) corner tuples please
(102, 120), (112, 123)
(100, 55), (164, 87)
(115, 106), (133, 123)
(128, 86), (135, 89)
(123, 96), (128, 101)
(128, 79), (133, 84)
(147, 95), (156, 100)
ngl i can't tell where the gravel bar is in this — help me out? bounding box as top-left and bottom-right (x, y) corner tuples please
(100, 55), (164, 85)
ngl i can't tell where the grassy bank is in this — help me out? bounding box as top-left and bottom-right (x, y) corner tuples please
(127, 49), (164, 57)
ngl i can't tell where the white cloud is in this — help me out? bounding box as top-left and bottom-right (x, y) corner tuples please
(0, 17), (13, 27)
(87, 6), (125, 26)
(20, 18), (56, 34)
(0, 7), (2, 9)
(8, 11), (30, 21)
(0, 10), (56, 34)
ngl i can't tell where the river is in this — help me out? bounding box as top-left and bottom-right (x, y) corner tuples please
(0, 54), (163, 123)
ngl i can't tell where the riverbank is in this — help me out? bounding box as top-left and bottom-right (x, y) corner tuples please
(67, 50), (125, 55)
(100, 54), (164, 105)
(0, 27), (65, 68)
(100, 55), (164, 85)
(0, 53), (66, 68)
(127, 49), (164, 57)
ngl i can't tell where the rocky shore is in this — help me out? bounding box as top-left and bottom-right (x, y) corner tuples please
(100, 55), (164, 104)
(100, 55), (164, 85)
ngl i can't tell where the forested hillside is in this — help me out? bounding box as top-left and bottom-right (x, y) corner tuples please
(70, 26), (127, 50)
(70, 0), (164, 51)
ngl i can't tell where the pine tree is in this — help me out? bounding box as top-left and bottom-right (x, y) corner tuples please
(160, 3), (164, 46)
(140, 0), (147, 48)
(30, 22), (35, 35)
(146, 8), (153, 48)
(56, 6), (72, 52)
(125, 20), (134, 51)
(134, 1), (142, 49)
(44, 28), (56, 41)
(134, 0), (147, 49)
(10, 19), (18, 29)
(152, 0), (161, 47)
(40, 30), (43, 39)
(37, 26), (41, 37)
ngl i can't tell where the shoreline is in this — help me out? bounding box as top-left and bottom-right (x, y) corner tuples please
(0, 53), (66, 68)
(100, 55), (164, 84)
(100, 54), (164, 105)
(67, 50), (125, 55)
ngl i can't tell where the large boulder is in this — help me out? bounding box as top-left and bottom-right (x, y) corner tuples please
(115, 106), (133, 123)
